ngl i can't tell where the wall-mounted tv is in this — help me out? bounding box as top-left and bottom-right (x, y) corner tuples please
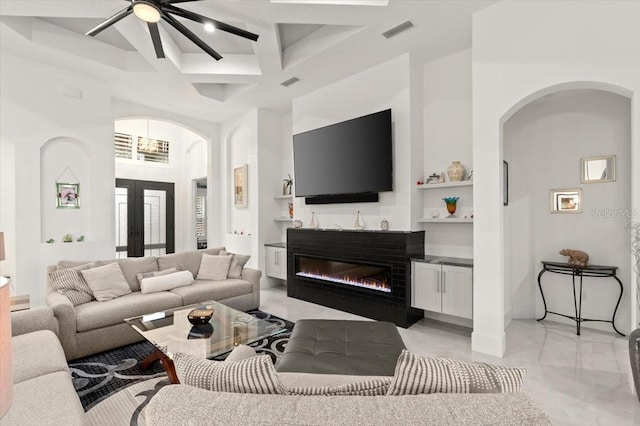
(293, 109), (393, 204)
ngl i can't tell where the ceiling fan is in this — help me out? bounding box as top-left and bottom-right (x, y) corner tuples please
(85, 0), (259, 61)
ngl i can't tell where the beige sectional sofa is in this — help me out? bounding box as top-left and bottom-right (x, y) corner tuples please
(146, 348), (552, 426)
(46, 248), (261, 360)
(2, 307), (86, 425)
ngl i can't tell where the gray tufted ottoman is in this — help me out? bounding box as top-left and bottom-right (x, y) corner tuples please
(275, 319), (406, 376)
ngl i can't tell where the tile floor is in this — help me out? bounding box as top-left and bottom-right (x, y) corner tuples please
(261, 283), (639, 426)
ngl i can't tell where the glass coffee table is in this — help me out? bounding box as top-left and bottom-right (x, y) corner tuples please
(125, 300), (285, 383)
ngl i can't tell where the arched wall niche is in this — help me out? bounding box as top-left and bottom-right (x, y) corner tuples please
(500, 82), (633, 336)
(40, 136), (92, 243)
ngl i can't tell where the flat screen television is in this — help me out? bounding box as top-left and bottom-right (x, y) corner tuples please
(293, 109), (392, 204)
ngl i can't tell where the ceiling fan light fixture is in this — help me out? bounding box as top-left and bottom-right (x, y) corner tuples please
(133, 1), (161, 23)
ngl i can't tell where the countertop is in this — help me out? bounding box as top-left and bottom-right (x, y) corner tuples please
(411, 255), (473, 268)
(264, 242), (286, 248)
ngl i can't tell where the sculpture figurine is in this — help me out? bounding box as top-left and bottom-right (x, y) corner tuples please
(559, 249), (589, 268)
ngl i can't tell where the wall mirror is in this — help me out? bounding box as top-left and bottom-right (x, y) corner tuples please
(550, 188), (582, 213)
(581, 155), (616, 183)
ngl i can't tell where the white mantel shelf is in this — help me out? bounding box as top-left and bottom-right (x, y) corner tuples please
(418, 218), (473, 223)
(417, 181), (473, 190)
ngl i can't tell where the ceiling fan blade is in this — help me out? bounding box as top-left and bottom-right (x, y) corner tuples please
(164, 5), (259, 42)
(161, 13), (223, 61)
(148, 22), (165, 58)
(86, 5), (133, 36)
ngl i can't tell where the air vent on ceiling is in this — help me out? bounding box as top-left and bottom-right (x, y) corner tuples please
(382, 20), (414, 39)
(281, 77), (300, 87)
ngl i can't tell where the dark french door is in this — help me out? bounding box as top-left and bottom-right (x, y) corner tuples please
(115, 179), (175, 258)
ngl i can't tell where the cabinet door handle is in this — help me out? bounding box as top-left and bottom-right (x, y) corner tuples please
(442, 271), (446, 294)
(436, 271), (441, 293)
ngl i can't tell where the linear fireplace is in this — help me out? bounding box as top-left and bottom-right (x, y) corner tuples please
(295, 255), (392, 293)
(287, 228), (425, 327)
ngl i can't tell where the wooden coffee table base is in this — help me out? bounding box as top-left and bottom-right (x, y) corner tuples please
(141, 349), (180, 384)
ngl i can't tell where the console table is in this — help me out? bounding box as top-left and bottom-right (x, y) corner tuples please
(537, 261), (624, 336)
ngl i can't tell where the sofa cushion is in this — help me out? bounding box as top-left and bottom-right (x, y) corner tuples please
(220, 250), (251, 279)
(3, 371), (86, 426)
(141, 270), (194, 294)
(386, 350), (526, 395)
(169, 278), (252, 305)
(49, 262), (98, 306)
(81, 262), (132, 302)
(157, 247), (225, 278)
(117, 256), (159, 292)
(146, 386), (553, 426)
(12, 330), (69, 384)
(173, 352), (287, 394)
(197, 253), (232, 280)
(75, 291), (183, 332)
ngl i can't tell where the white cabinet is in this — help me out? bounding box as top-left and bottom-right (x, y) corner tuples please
(411, 261), (473, 320)
(265, 245), (287, 280)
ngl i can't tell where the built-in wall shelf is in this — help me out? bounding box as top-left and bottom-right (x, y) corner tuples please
(418, 218), (473, 223)
(417, 181), (473, 190)
(274, 218), (293, 223)
(274, 194), (293, 199)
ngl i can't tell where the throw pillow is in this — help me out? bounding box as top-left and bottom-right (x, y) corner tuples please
(386, 350), (526, 395)
(173, 352), (287, 395)
(287, 378), (392, 396)
(81, 262), (132, 302)
(137, 267), (180, 284)
(48, 262), (98, 306)
(220, 250), (250, 279)
(196, 253), (232, 280)
(140, 270), (194, 294)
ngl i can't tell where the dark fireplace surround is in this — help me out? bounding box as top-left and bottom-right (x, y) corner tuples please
(287, 228), (424, 328)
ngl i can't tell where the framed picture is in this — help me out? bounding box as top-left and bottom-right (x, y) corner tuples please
(56, 183), (80, 208)
(503, 161), (509, 206)
(234, 164), (248, 208)
(550, 188), (582, 213)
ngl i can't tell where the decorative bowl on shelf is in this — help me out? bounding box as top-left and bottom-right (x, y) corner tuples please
(187, 308), (214, 325)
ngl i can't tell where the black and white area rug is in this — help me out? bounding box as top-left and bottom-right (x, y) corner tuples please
(68, 310), (294, 425)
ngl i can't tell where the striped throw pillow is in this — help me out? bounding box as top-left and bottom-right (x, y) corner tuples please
(173, 353), (287, 394)
(287, 378), (392, 396)
(387, 350), (526, 395)
(49, 262), (98, 306)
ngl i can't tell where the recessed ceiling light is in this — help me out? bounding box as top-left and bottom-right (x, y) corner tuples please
(271, 0), (388, 5)
(204, 22), (216, 33)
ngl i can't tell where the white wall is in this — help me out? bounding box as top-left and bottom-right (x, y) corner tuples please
(422, 49), (473, 258)
(472, 0), (640, 356)
(292, 54), (416, 232)
(0, 52), (114, 306)
(505, 90), (631, 332)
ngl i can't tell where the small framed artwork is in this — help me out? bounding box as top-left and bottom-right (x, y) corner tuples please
(503, 161), (509, 206)
(56, 183), (80, 208)
(550, 188), (582, 213)
(234, 164), (248, 208)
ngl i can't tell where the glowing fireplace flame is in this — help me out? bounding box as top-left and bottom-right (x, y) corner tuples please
(296, 270), (391, 293)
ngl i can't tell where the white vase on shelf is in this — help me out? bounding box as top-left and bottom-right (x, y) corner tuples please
(447, 161), (466, 182)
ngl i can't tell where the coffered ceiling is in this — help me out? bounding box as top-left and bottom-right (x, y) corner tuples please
(0, 0), (495, 122)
